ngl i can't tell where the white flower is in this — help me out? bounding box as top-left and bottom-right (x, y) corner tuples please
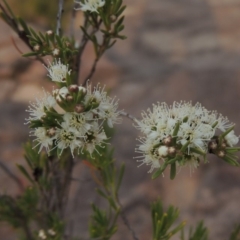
(45, 59), (71, 82)
(52, 48), (60, 56)
(225, 130), (239, 147)
(134, 101), (237, 173)
(95, 96), (121, 128)
(47, 229), (56, 236)
(63, 112), (92, 135)
(83, 121), (107, 155)
(75, 0), (105, 12)
(31, 127), (55, 153)
(158, 146), (168, 157)
(38, 229), (47, 240)
(85, 83), (122, 128)
(54, 86), (69, 101)
(135, 137), (160, 173)
(26, 89), (56, 123)
(55, 122), (82, 157)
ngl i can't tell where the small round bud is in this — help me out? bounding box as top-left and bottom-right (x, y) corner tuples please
(68, 84), (79, 92)
(52, 48), (60, 56)
(158, 146), (169, 157)
(38, 230), (47, 240)
(163, 136), (172, 145)
(47, 127), (56, 137)
(110, 15), (117, 22)
(78, 86), (87, 94)
(56, 98), (62, 104)
(66, 95), (73, 102)
(33, 45), (40, 51)
(221, 143), (227, 149)
(208, 141), (218, 150)
(168, 146), (176, 155)
(47, 229), (56, 236)
(46, 30), (53, 35)
(217, 150), (225, 158)
(74, 104), (85, 113)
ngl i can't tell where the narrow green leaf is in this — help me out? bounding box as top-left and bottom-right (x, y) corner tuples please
(116, 163), (125, 193)
(170, 162), (176, 180)
(96, 189), (108, 199)
(3, 0), (15, 19)
(17, 17), (30, 34)
(16, 164), (34, 183)
(115, 5), (126, 17)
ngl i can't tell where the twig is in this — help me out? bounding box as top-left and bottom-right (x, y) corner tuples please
(120, 111), (138, 123)
(70, 2), (77, 38)
(0, 160), (24, 192)
(117, 198), (139, 240)
(82, 57), (99, 86)
(56, 0), (64, 35)
(74, 15), (89, 84)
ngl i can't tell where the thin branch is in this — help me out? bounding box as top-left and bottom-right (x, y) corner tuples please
(0, 160), (24, 192)
(120, 111), (138, 123)
(117, 198), (139, 240)
(0, 2), (47, 66)
(82, 57), (99, 86)
(75, 15), (102, 84)
(56, 0), (64, 35)
(74, 15), (90, 84)
(70, 3), (77, 38)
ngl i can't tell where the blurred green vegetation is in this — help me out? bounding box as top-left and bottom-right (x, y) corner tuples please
(7, 0), (74, 29)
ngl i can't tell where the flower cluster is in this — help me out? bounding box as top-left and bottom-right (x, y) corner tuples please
(38, 229), (56, 239)
(75, 0), (105, 13)
(26, 60), (121, 157)
(134, 102), (239, 177)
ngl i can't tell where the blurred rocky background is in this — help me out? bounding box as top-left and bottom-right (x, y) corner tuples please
(0, 0), (240, 239)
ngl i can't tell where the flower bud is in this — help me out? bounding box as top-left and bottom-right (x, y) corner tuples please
(66, 95), (73, 102)
(79, 86), (87, 95)
(221, 143), (227, 149)
(47, 127), (56, 137)
(33, 45), (40, 51)
(52, 48), (60, 56)
(68, 84), (79, 92)
(217, 150), (225, 158)
(208, 141), (217, 150)
(168, 146), (176, 156)
(46, 30), (53, 35)
(158, 146), (168, 157)
(74, 104), (85, 113)
(47, 229), (56, 236)
(163, 136), (172, 145)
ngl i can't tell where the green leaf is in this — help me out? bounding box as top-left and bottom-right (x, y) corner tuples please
(17, 17), (30, 34)
(230, 224), (240, 240)
(16, 164), (34, 184)
(22, 52), (38, 57)
(116, 163), (125, 193)
(3, 0), (15, 19)
(170, 162), (176, 180)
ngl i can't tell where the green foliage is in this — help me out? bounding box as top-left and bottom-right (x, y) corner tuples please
(230, 225), (240, 240)
(80, 0), (126, 60)
(180, 221), (208, 240)
(151, 199), (185, 240)
(0, 187), (38, 228)
(89, 204), (118, 239)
